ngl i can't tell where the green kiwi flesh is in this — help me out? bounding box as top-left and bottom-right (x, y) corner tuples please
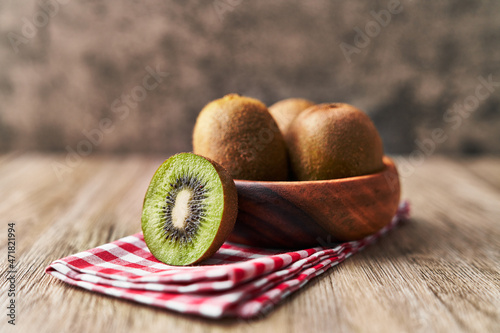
(141, 153), (237, 266)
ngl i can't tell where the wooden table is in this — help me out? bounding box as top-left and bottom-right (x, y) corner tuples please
(1, 153), (499, 332)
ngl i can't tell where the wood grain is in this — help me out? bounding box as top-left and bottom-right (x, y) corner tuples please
(0, 153), (499, 333)
(230, 157), (400, 248)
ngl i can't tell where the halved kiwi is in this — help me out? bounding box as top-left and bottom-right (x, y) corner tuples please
(141, 153), (237, 266)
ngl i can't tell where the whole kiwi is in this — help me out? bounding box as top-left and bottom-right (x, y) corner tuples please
(286, 103), (384, 181)
(268, 98), (315, 136)
(193, 94), (288, 181)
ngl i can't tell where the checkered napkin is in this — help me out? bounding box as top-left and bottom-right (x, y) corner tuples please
(45, 201), (409, 319)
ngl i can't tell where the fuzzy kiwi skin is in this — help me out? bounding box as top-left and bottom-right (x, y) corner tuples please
(193, 94), (288, 181)
(269, 98), (315, 136)
(286, 103), (384, 181)
(193, 155), (238, 264)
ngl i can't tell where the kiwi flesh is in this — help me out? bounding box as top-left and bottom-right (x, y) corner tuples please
(286, 103), (384, 181)
(268, 98), (315, 136)
(141, 153), (237, 266)
(192, 94), (288, 181)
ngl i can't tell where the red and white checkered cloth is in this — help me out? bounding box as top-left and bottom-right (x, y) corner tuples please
(45, 201), (410, 319)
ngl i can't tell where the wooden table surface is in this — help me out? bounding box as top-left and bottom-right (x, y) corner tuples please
(1, 153), (499, 333)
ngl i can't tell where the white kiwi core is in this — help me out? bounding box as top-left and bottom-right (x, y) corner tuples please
(171, 188), (192, 229)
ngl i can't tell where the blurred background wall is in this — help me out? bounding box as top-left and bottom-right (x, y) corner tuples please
(0, 0), (499, 155)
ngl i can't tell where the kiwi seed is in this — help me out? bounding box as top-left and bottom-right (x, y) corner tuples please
(161, 175), (207, 244)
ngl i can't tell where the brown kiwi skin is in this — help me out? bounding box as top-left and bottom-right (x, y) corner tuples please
(193, 94), (288, 181)
(286, 103), (384, 181)
(268, 98), (315, 136)
(192, 155), (238, 264)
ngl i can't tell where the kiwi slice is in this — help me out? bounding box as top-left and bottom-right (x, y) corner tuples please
(141, 153), (237, 266)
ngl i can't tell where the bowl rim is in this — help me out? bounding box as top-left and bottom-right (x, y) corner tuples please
(233, 156), (396, 185)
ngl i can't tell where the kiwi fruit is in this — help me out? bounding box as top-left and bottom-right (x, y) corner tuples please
(286, 103), (384, 181)
(141, 153), (237, 266)
(268, 98), (315, 136)
(192, 94), (288, 181)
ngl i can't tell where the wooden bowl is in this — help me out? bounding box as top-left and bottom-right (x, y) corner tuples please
(228, 156), (400, 249)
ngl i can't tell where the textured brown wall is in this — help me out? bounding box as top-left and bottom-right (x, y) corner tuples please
(0, 0), (499, 155)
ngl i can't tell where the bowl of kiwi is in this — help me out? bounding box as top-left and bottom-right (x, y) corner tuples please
(230, 156), (400, 248)
(141, 94), (401, 265)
